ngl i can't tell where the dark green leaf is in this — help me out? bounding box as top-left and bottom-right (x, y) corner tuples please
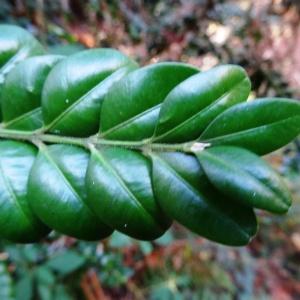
(150, 152), (257, 246)
(42, 49), (138, 136)
(86, 146), (172, 240)
(28, 144), (113, 240)
(154, 65), (250, 142)
(196, 146), (291, 214)
(99, 62), (199, 140)
(0, 25), (45, 122)
(0, 24), (44, 82)
(0, 140), (50, 242)
(1, 55), (63, 130)
(200, 98), (300, 155)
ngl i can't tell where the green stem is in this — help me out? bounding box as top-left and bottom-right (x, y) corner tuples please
(0, 128), (210, 153)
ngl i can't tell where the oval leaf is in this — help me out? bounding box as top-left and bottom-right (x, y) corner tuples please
(86, 147), (172, 240)
(154, 65), (250, 142)
(1, 55), (63, 130)
(0, 25), (45, 82)
(200, 98), (300, 155)
(150, 151), (257, 246)
(28, 144), (113, 240)
(0, 141), (50, 243)
(0, 25), (45, 122)
(99, 62), (200, 141)
(196, 146), (292, 213)
(42, 48), (138, 136)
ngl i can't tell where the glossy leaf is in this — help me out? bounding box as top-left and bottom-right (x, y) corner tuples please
(42, 48), (138, 136)
(0, 25), (45, 121)
(86, 147), (172, 240)
(99, 62), (200, 141)
(150, 152), (257, 246)
(0, 25), (45, 80)
(197, 146), (292, 214)
(200, 98), (300, 155)
(0, 141), (50, 242)
(27, 144), (113, 240)
(1, 55), (63, 130)
(154, 65), (250, 142)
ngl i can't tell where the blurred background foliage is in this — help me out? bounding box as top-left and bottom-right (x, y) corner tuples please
(0, 0), (300, 299)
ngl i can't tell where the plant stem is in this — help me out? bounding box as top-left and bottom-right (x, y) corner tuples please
(0, 128), (210, 153)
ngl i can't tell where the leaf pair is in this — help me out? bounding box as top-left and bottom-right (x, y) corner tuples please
(200, 98), (300, 155)
(99, 63), (250, 141)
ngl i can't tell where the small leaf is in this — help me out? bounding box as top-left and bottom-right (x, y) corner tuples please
(109, 232), (133, 248)
(35, 267), (55, 286)
(46, 251), (85, 275)
(16, 274), (34, 300)
(196, 146), (292, 213)
(200, 98), (300, 155)
(86, 147), (172, 240)
(53, 285), (72, 300)
(154, 65), (250, 142)
(99, 62), (199, 140)
(37, 285), (52, 300)
(1, 55), (63, 130)
(28, 144), (113, 240)
(0, 141), (50, 242)
(0, 263), (14, 300)
(151, 152), (257, 246)
(42, 48), (138, 136)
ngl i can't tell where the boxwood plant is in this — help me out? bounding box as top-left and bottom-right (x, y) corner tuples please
(0, 25), (299, 246)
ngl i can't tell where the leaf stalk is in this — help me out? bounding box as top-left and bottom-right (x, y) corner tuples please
(0, 128), (210, 153)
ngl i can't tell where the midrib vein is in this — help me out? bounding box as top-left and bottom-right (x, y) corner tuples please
(100, 103), (161, 137)
(154, 78), (247, 141)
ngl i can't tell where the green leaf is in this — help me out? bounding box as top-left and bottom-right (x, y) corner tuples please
(53, 285), (72, 300)
(28, 144), (113, 240)
(35, 267), (55, 286)
(86, 146), (172, 240)
(99, 62), (199, 140)
(0, 25), (45, 82)
(0, 25), (45, 121)
(196, 146), (291, 214)
(150, 152), (257, 246)
(16, 274), (33, 300)
(109, 232), (133, 248)
(200, 98), (300, 155)
(37, 284), (52, 300)
(48, 43), (86, 56)
(154, 64), (250, 142)
(0, 263), (14, 300)
(46, 250), (85, 275)
(0, 140), (50, 242)
(1, 55), (63, 130)
(42, 48), (138, 136)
